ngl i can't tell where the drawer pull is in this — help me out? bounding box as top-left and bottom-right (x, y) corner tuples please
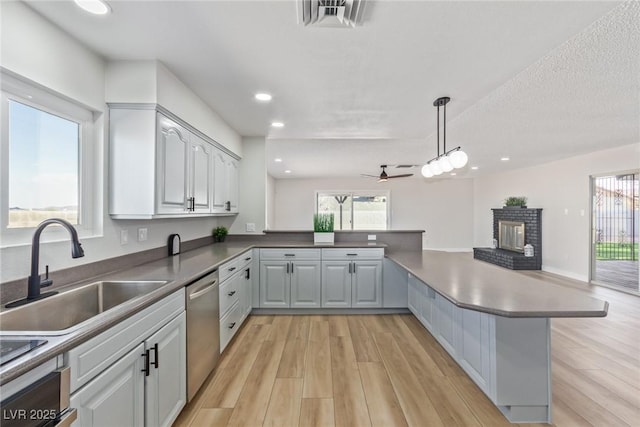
(228, 291), (236, 296)
(347, 253), (358, 256)
(245, 257), (251, 261)
(284, 254), (295, 257)
(228, 267), (236, 272)
(229, 322), (237, 329)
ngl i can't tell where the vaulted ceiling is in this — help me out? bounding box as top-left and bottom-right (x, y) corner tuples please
(25, 1), (640, 179)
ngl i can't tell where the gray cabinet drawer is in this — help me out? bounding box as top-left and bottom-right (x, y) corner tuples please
(321, 248), (384, 260)
(259, 249), (321, 260)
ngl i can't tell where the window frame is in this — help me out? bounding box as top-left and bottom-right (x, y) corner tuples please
(315, 190), (391, 230)
(0, 73), (99, 247)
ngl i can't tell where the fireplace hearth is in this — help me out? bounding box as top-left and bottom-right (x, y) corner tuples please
(473, 208), (542, 270)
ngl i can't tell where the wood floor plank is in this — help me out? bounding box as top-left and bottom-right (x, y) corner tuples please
(299, 398), (335, 427)
(190, 408), (233, 427)
(267, 315), (293, 342)
(372, 332), (444, 427)
(201, 324), (271, 408)
(263, 378), (303, 427)
(358, 362), (408, 427)
(447, 374), (512, 427)
(347, 316), (381, 363)
(277, 316), (311, 378)
(330, 336), (371, 427)
(303, 320), (333, 398)
(226, 339), (287, 426)
(327, 315), (351, 337)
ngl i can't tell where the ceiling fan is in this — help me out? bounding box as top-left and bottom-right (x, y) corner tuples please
(361, 165), (414, 182)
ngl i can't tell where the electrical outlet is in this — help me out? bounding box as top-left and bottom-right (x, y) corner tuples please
(246, 223), (256, 232)
(368, 234), (377, 241)
(120, 229), (128, 245)
(138, 228), (148, 242)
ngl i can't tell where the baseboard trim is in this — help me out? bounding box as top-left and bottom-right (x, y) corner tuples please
(541, 266), (588, 283)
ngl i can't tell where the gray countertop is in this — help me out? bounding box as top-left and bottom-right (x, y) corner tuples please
(390, 250), (608, 318)
(0, 243), (608, 385)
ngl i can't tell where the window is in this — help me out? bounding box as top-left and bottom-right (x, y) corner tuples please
(316, 191), (389, 230)
(1, 73), (99, 246)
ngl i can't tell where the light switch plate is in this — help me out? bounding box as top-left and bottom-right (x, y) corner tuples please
(138, 228), (148, 242)
(246, 223), (256, 232)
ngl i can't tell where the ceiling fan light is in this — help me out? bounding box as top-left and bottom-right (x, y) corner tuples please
(449, 150), (469, 168)
(421, 164), (434, 178)
(430, 161), (443, 175)
(439, 156), (454, 172)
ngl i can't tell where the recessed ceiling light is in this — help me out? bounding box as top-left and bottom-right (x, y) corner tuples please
(271, 122), (284, 128)
(254, 93), (272, 102)
(284, 170), (292, 174)
(74, 0), (111, 15)
(274, 158), (283, 162)
(471, 166), (479, 170)
(500, 157), (510, 161)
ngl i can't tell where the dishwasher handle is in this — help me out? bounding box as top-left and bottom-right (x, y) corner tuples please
(188, 280), (218, 300)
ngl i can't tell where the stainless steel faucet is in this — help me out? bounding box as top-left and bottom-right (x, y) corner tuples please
(6, 218), (84, 308)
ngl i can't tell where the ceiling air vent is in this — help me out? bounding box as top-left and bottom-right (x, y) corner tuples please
(298, 0), (366, 28)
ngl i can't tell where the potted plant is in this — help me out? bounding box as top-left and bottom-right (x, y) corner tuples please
(503, 196), (528, 208)
(212, 226), (228, 243)
(313, 213), (335, 244)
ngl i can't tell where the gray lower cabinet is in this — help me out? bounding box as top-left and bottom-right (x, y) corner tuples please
(259, 260), (322, 308)
(352, 260), (382, 307)
(290, 261), (322, 307)
(321, 261), (351, 307)
(321, 249), (383, 308)
(68, 289), (186, 427)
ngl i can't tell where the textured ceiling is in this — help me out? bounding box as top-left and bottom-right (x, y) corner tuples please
(23, 0), (639, 179)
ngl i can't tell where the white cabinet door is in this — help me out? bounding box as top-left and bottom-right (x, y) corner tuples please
(157, 115), (189, 214)
(241, 264), (253, 317)
(420, 285), (437, 333)
(226, 157), (239, 213)
(321, 261), (352, 308)
(70, 343), (145, 427)
(189, 135), (212, 213)
(352, 261), (382, 308)
(435, 293), (460, 358)
(260, 261), (290, 307)
(457, 309), (492, 396)
(145, 312), (187, 427)
(291, 261), (321, 308)
(212, 151), (228, 213)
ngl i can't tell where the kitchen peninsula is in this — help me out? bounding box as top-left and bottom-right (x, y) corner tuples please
(1, 233), (608, 425)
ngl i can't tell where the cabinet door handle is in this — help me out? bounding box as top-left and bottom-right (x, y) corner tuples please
(352, 262), (356, 274)
(245, 268), (250, 280)
(141, 350), (150, 376)
(286, 263), (289, 274)
(151, 343), (159, 369)
(228, 322), (237, 329)
(228, 290), (236, 296)
(191, 197), (196, 211)
(348, 262), (352, 274)
(225, 201), (231, 211)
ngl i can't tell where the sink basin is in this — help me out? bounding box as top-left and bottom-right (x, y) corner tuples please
(0, 280), (168, 335)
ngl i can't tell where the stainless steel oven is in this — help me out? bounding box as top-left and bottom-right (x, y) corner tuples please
(185, 269), (220, 401)
(0, 367), (76, 427)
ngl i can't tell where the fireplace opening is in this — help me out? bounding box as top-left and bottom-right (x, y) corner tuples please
(499, 220), (525, 253)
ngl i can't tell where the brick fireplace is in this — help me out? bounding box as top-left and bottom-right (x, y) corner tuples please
(473, 208), (542, 270)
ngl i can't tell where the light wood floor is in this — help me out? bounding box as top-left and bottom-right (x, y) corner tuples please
(174, 275), (640, 427)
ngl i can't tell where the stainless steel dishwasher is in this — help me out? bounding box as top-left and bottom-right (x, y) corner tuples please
(185, 269), (220, 401)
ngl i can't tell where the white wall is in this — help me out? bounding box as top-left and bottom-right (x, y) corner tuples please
(273, 177), (475, 250)
(473, 143), (640, 281)
(229, 137), (266, 234)
(266, 174), (276, 230)
(0, 4), (235, 283)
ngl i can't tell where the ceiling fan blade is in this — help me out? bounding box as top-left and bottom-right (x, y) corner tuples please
(387, 173), (414, 178)
(360, 174), (379, 178)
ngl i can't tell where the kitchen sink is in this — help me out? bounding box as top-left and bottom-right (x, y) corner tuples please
(0, 280), (168, 335)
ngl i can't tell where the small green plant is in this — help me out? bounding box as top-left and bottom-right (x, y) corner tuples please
(313, 213), (334, 232)
(504, 196), (528, 207)
(212, 226), (228, 242)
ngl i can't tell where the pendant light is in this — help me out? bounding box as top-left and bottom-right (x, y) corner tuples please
(421, 96), (468, 178)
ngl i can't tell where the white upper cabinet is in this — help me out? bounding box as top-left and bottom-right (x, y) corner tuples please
(108, 105), (239, 219)
(213, 151), (239, 214)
